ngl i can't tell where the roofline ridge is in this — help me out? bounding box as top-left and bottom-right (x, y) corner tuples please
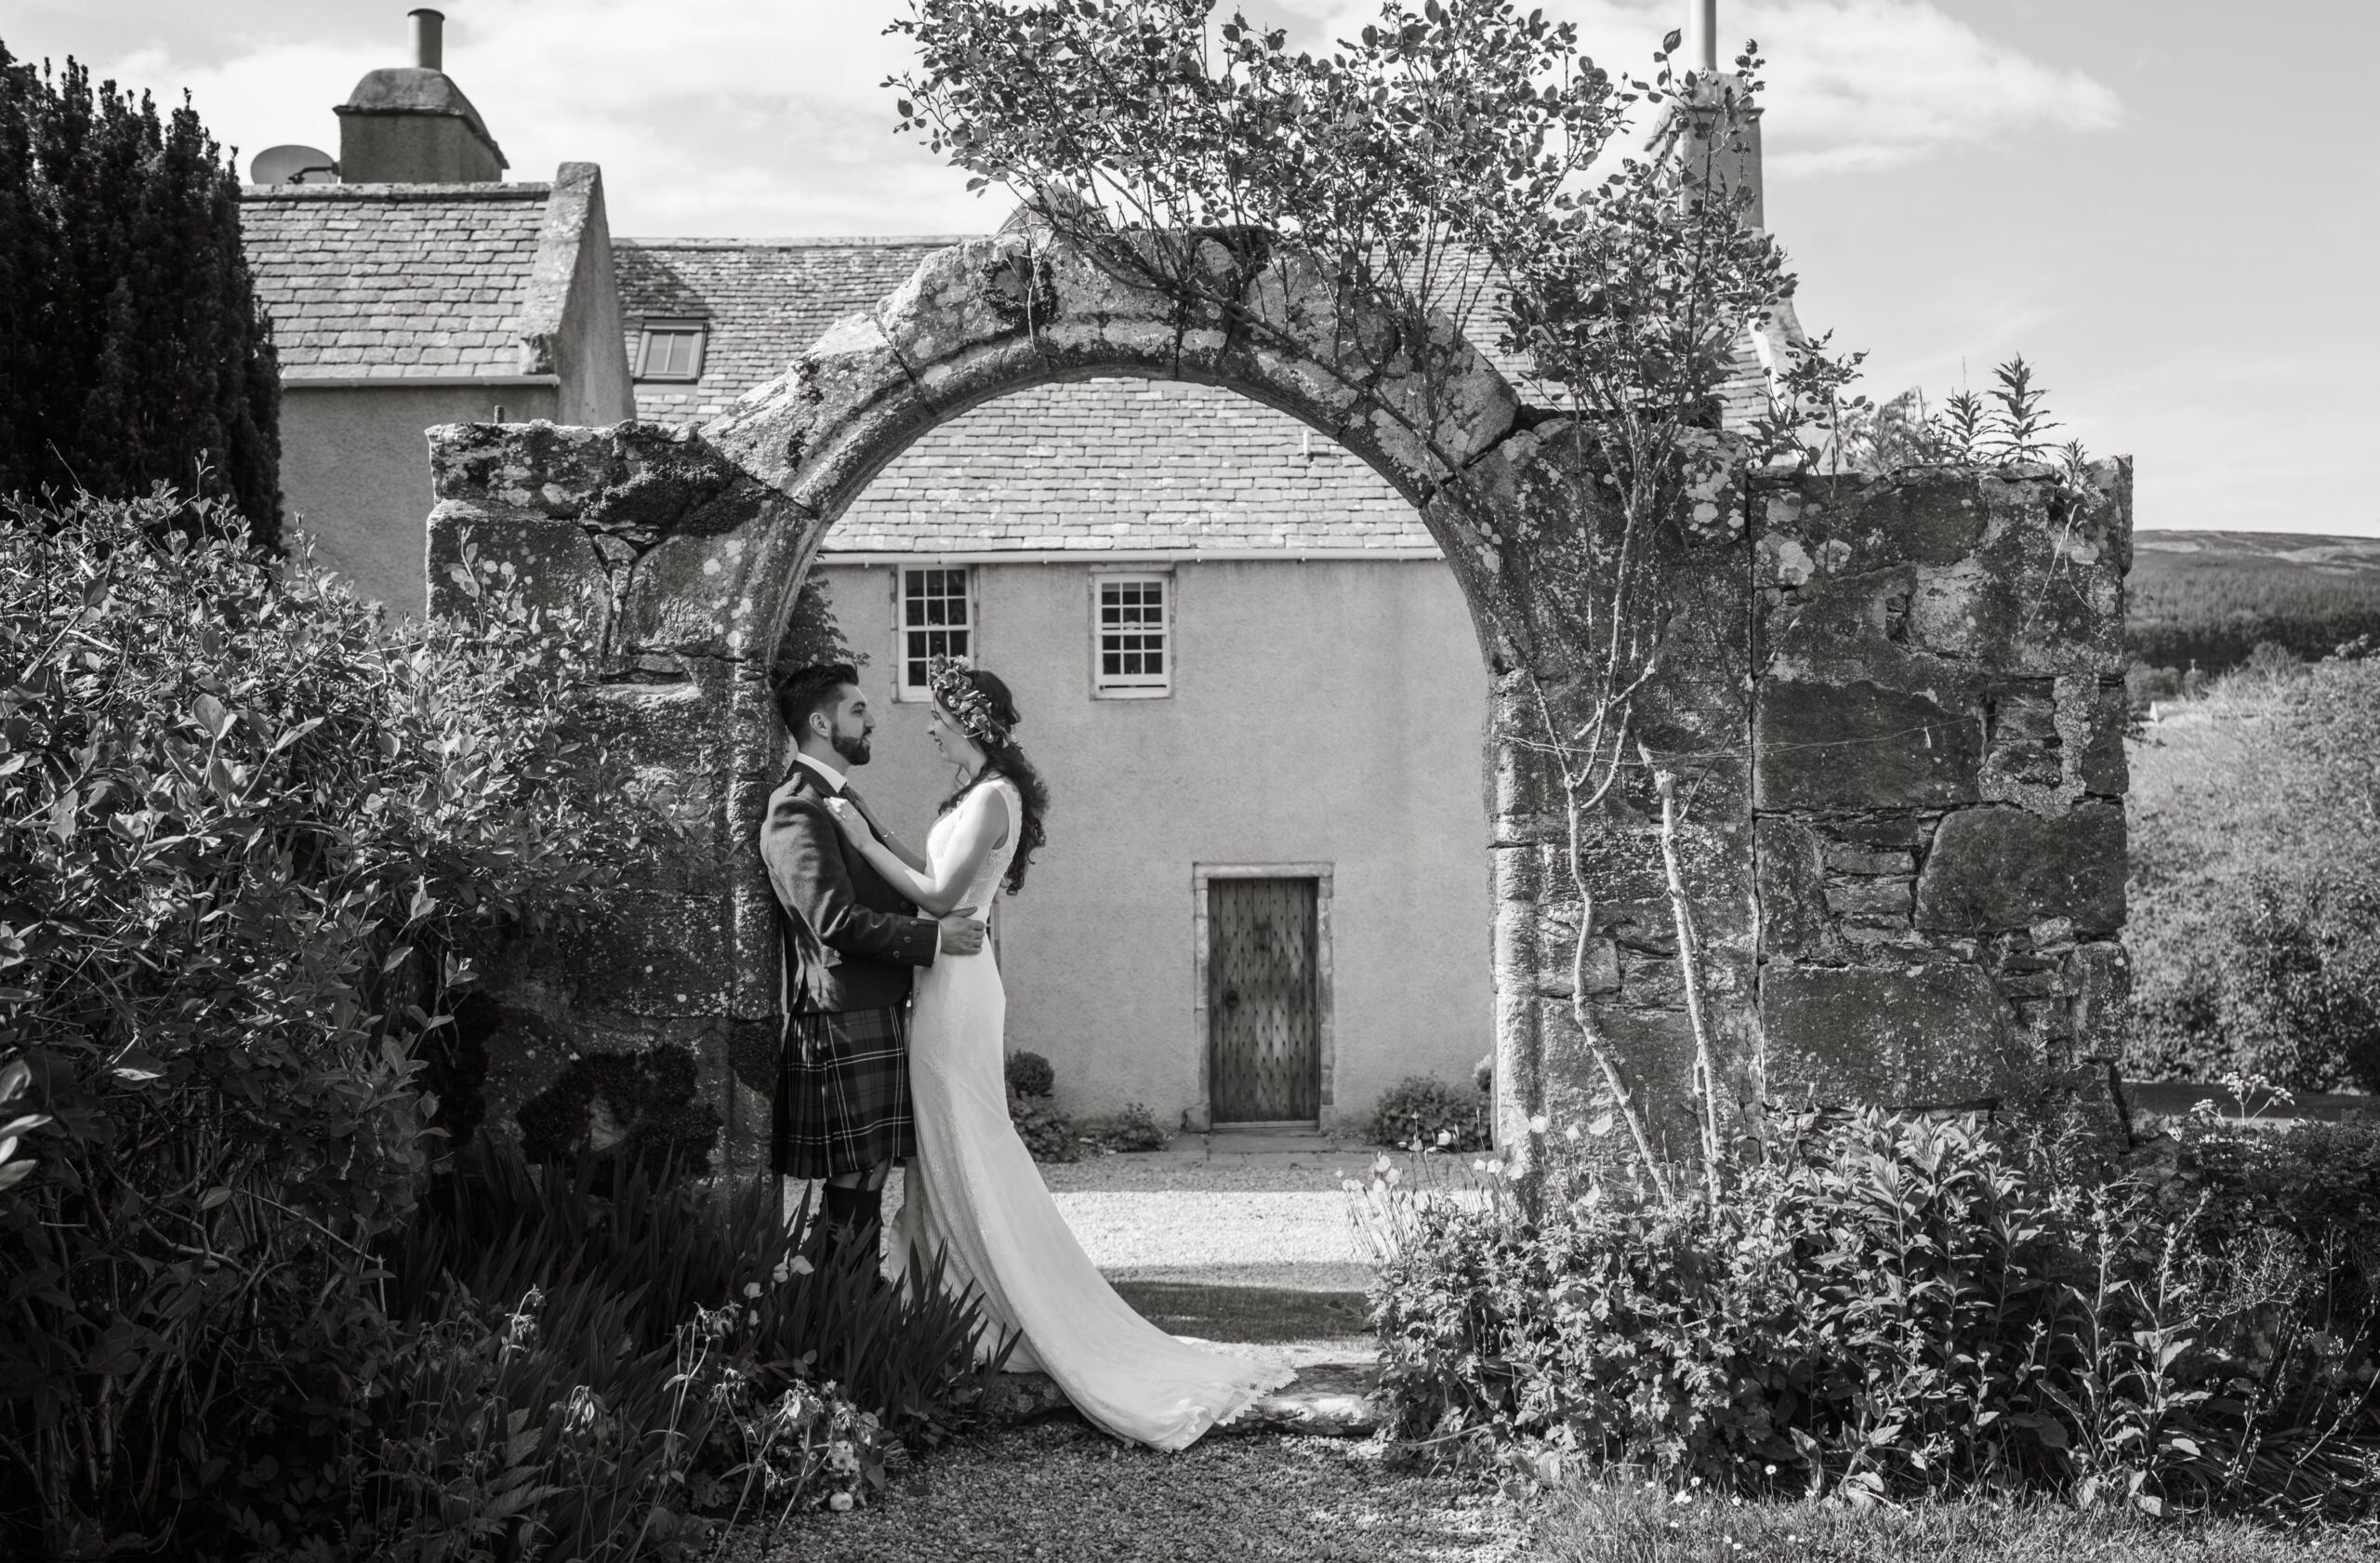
(613, 234), (984, 249)
(241, 181), (551, 201)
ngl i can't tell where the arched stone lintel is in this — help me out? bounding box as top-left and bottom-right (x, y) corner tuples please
(696, 232), (1527, 676)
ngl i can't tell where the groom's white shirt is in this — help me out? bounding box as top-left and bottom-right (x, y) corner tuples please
(792, 750), (848, 794)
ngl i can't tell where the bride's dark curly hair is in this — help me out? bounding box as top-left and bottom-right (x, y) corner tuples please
(934, 666), (1049, 894)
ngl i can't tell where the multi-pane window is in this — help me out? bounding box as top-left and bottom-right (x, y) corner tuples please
(901, 567), (972, 696)
(1094, 575), (1170, 696)
(635, 321), (706, 381)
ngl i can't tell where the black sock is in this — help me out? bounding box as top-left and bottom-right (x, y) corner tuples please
(819, 1184), (865, 1247)
(847, 1185), (884, 1252)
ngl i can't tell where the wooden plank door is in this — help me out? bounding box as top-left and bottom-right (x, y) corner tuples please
(1209, 878), (1319, 1123)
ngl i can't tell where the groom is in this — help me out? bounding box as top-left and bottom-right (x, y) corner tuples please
(761, 662), (984, 1256)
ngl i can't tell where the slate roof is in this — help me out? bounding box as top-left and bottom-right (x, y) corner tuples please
(831, 378), (1430, 553)
(614, 239), (964, 425)
(611, 235), (1779, 557)
(615, 236), (1435, 555)
(241, 183), (552, 379)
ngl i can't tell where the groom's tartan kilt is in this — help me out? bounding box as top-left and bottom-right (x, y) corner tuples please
(773, 1004), (915, 1178)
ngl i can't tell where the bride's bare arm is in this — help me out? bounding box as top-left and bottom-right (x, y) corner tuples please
(826, 788), (1008, 917)
(866, 817), (929, 873)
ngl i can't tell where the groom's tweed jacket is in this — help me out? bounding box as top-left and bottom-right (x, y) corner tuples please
(759, 764), (940, 1015)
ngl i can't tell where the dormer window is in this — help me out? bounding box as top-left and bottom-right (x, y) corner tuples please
(635, 320), (706, 381)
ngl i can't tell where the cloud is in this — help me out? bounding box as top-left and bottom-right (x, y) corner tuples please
(67, 0), (2118, 236)
(80, 2), (995, 238)
(1734, 0), (2123, 175)
(1296, 0), (2121, 176)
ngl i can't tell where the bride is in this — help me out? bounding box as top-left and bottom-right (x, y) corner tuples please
(822, 655), (1293, 1450)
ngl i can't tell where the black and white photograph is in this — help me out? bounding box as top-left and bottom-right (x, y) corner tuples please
(1, 0), (2374, 1556)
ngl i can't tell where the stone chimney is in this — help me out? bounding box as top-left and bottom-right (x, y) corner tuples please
(1652, 0), (1765, 227)
(334, 8), (509, 184)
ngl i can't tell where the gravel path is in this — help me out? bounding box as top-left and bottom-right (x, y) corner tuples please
(748, 1146), (1513, 1562)
(876, 1150), (1388, 1291)
(743, 1420), (1527, 1563)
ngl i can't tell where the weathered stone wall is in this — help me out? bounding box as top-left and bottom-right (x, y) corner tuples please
(1751, 463), (2133, 1114)
(414, 232), (2132, 1180)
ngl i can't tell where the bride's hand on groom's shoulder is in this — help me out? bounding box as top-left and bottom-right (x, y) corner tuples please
(822, 797), (869, 841)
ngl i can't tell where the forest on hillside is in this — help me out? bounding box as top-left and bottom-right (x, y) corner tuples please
(2128, 531), (2380, 672)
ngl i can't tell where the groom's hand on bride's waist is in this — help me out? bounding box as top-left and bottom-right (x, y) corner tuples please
(937, 907), (986, 956)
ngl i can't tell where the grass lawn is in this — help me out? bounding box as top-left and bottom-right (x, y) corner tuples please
(1534, 1477), (2378, 1562)
(747, 1419), (1527, 1562)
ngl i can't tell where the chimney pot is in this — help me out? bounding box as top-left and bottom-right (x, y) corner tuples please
(410, 8), (445, 72)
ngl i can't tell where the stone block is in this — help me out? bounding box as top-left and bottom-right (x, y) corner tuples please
(1764, 564), (1913, 670)
(426, 499), (613, 638)
(562, 890), (734, 1018)
(1754, 679), (1982, 810)
(1766, 470), (1989, 573)
(1912, 803), (2124, 934)
(1763, 962), (2013, 1108)
(1755, 816), (1829, 960)
(1898, 471), (2127, 679)
(1827, 876), (1913, 921)
(1822, 843), (1916, 876)
(614, 527), (759, 659)
(2060, 676), (2129, 797)
(2066, 940), (2131, 1058)
(1980, 682), (2064, 801)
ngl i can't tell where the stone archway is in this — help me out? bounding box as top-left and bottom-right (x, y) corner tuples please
(424, 229), (2133, 1180)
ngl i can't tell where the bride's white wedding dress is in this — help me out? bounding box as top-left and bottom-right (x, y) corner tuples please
(888, 778), (1294, 1450)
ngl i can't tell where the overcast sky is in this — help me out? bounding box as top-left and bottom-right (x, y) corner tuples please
(9, 1), (2373, 536)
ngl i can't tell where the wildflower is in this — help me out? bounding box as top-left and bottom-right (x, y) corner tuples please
(1765, 1464), (1777, 1476)
(1373, 1153), (1393, 1174)
(1385, 1167), (1401, 1185)
(789, 1255), (813, 1277)
(743, 1281), (762, 1299)
(1527, 1114), (1549, 1134)
(1485, 1159), (1503, 1176)
(827, 1491), (854, 1513)
(1474, 1159), (1487, 1172)
(747, 1307), (760, 1327)
(1690, 1475), (1702, 1487)
(1566, 1122), (1582, 1141)
(1435, 1129), (1452, 1146)
(1673, 1490), (1692, 1505)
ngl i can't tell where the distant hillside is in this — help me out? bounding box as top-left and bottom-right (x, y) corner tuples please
(2128, 529), (2380, 673)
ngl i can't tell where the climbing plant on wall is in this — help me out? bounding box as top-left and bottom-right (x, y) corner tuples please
(0, 46), (281, 540)
(889, 0), (1860, 1197)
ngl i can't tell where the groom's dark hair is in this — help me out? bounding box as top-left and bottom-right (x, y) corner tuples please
(775, 662), (860, 741)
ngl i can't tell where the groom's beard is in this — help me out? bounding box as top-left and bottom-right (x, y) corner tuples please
(830, 730), (872, 767)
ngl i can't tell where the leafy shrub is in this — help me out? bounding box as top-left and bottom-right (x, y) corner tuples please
(1005, 1050), (1055, 1099)
(2128, 652), (2380, 1091)
(0, 490), (632, 1556)
(1009, 1093), (1081, 1163)
(1367, 1109), (2380, 1517)
(364, 1138), (1014, 1554)
(1370, 1073), (1490, 1151)
(2135, 1114), (2380, 1337)
(1100, 1101), (1170, 1153)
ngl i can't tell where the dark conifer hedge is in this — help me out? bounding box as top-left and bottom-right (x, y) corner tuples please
(0, 46), (280, 542)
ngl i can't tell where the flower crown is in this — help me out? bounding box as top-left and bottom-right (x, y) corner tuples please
(927, 655), (1008, 745)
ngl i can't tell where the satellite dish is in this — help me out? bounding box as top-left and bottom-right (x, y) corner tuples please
(250, 145), (339, 185)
